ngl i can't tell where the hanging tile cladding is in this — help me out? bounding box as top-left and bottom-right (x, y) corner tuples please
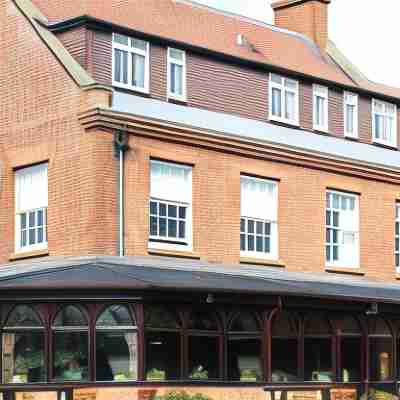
(60, 29), (400, 149)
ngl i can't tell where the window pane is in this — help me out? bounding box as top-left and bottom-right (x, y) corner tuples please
(150, 202), (157, 215)
(346, 105), (354, 134)
(132, 53), (145, 88)
(53, 332), (89, 381)
(369, 338), (392, 381)
(114, 33), (129, 46)
(341, 337), (361, 382)
(179, 207), (186, 219)
(171, 63), (183, 96)
(248, 236), (254, 251)
(29, 229), (35, 245)
(272, 338), (298, 382)
(54, 306), (87, 327)
(168, 219), (177, 238)
(21, 230), (27, 248)
(2, 332), (45, 384)
(37, 227), (44, 243)
(256, 236), (263, 252)
(240, 234), (246, 251)
(256, 221), (263, 235)
(159, 204), (167, 217)
(97, 305), (135, 327)
(145, 332), (180, 380)
(114, 49), (122, 82)
(169, 49), (183, 61)
(168, 205), (177, 218)
(159, 218), (167, 237)
(20, 213), (26, 230)
(248, 220), (254, 233)
(227, 338), (262, 381)
(188, 336), (219, 380)
(285, 91), (296, 121)
(304, 338), (333, 382)
(150, 216), (158, 236)
(132, 38), (147, 51)
(272, 88), (282, 117)
(96, 332), (138, 381)
(178, 221), (186, 239)
(230, 312), (260, 332)
(144, 306), (180, 329)
(6, 305), (42, 327)
(187, 312), (219, 331)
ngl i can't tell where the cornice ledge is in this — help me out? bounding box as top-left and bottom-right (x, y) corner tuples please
(78, 108), (400, 184)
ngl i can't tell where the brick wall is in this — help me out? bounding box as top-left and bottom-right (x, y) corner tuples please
(0, 0), (118, 262)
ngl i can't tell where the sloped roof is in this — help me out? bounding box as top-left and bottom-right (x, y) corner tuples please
(2, 255), (400, 305)
(30, 0), (400, 99)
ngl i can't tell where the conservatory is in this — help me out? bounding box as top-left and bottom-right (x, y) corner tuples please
(0, 256), (400, 400)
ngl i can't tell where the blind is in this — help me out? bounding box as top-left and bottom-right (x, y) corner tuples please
(150, 161), (192, 203)
(15, 164), (48, 213)
(241, 176), (277, 221)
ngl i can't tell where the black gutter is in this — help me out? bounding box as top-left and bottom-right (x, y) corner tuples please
(45, 15), (400, 105)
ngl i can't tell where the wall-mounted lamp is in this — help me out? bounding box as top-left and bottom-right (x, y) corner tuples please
(206, 293), (215, 304)
(366, 302), (378, 315)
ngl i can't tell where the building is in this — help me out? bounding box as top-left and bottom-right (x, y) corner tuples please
(1, 0), (400, 399)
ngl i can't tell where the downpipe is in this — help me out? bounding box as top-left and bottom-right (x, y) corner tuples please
(114, 129), (130, 257)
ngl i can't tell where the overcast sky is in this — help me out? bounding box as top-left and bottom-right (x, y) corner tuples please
(195, 0), (400, 88)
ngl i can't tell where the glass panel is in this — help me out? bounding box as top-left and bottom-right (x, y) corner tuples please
(341, 337), (361, 382)
(132, 38), (147, 51)
(369, 338), (392, 381)
(168, 205), (177, 218)
(230, 312), (260, 332)
(368, 318), (392, 335)
(53, 332), (89, 381)
(169, 49), (183, 61)
(53, 306), (87, 327)
(271, 74), (282, 85)
(336, 315), (361, 335)
(227, 338), (262, 381)
(304, 315), (331, 336)
(187, 311), (219, 331)
(188, 336), (219, 380)
(145, 331), (180, 380)
(97, 305), (135, 327)
(178, 221), (186, 239)
(150, 201), (157, 215)
(132, 53), (145, 88)
(6, 305), (42, 327)
(285, 90), (295, 121)
(150, 217), (158, 236)
(304, 338), (333, 382)
(2, 332), (45, 383)
(272, 338), (298, 382)
(272, 88), (282, 117)
(113, 33), (129, 46)
(168, 219), (177, 237)
(171, 63), (183, 96)
(96, 332), (138, 381)
(144, 306), (180, 329)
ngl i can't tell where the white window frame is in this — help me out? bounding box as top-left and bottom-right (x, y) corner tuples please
(343, 92), (358, 138)
(372, 99), (397, 148)
(167, 48), (187, 101)
(112, 33), (150, 94)
(240, 176), (278, 260)
(396, 204), (400, 271)
(149, 160), (193, 252)
(269, 73), (299, 126)
(313, 84), (329, 132)
(15, 164), (48, 254)
(326, 190), (360, 269)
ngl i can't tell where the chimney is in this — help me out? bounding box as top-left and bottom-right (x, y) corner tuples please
(271, 0), (331, 49)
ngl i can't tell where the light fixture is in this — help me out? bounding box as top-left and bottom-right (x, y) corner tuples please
(206, 293), (214, 304)
(366, 302), (378, 315)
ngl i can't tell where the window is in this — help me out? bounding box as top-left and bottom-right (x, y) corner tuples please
(2, 305), (45, 384)
(15, 164), (48, 253)
(326, 191), (359, 268)
(313, 84), (329, 132)
(304, 314), (333, 382)
(52, 306), (89, 382)
(187, 311), (221, 380)
(96, 305), (138, 382)
(167, 48), (186, 101)
(344, 92), (358, 138)
(372, 99), (397, 147)
(271, 311), (299, 382)
(144, 306), (182, 381)
(396, 204), (400, 269)
(368, 318), (393, 382)
(149, 160), (192, 250)
(227, 312), (263, 382)
(269, 73), (299, 125)
(240, 176), (278, 259)
(112, 33), (150, 93)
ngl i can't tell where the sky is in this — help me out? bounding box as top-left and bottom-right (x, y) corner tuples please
(195, 0), (400, 88)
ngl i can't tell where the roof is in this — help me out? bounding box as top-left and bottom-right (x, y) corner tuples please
(2, 255), (400, 305)
(112, 91), (400, 173)
(13, 0), (95, 87)
(29, 0), (400, 100)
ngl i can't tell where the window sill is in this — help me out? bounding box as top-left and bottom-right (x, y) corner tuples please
(240, 257), (285, 268)
(313, 127), (330, 135)
(148, 248), (201, 259)
(325, 267), (365, 276)
(10, 249), (49, 261)
(269, 117), (300, 129)
(372, 141), (398, 151)
(168, 97), (188, 106)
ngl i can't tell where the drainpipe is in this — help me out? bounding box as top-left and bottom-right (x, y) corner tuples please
(114, 129), (130, 257)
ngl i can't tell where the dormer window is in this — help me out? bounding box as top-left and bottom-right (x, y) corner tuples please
(112, 33), (150, 94)
(372, 99), (397, 147)
(167, 48), (186, 101)
(269, 74), (299, 125)
(313, 84), (329, 132)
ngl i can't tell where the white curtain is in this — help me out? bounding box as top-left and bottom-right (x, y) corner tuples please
(241, 176), (277, 221)
(15, 164), (48, 213)
(151, 161), (192, 203)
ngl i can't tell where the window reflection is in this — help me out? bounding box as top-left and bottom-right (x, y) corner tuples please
(52, 305), (89, 381)
(96, 305), (137, 381)
(2, 306), (45, 383)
